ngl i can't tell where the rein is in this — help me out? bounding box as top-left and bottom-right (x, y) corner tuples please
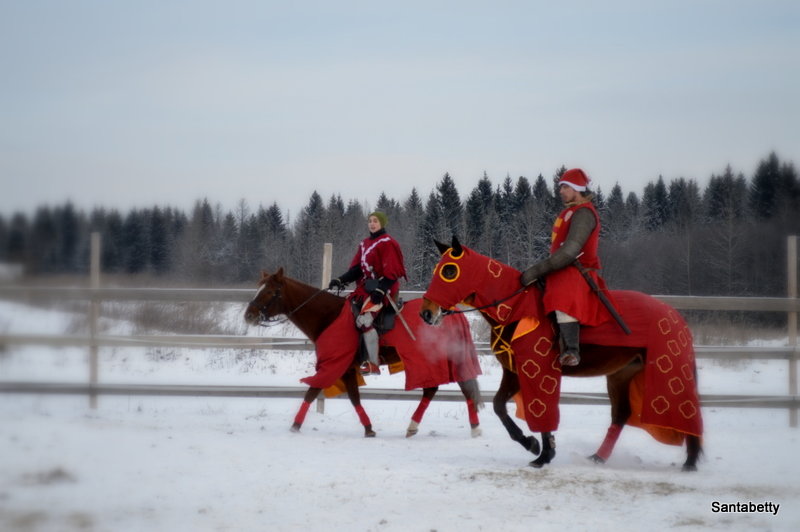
(440, 286), (528, 316)
(253, 286), (330, 326)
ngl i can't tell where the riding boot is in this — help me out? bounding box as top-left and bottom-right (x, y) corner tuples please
(360, 328), (381, 375)
(557, 321), (581, 366)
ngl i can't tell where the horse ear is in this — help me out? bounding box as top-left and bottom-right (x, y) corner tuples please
(260, 270), (270, 281)
(275, 267), (284, 279)
(451, 235), (463, 257)
(434, 240), (449, 255)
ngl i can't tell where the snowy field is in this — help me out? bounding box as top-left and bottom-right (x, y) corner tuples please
(1, 300), (799, 531)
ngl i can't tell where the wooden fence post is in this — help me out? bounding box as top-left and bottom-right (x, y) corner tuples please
(317, 243), (333, 414)
(89, 232), (101, 409)
(788, 235), (797, 428)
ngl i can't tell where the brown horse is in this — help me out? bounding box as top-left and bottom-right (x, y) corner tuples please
(244, 268), (484, 438)
(420, 237), (703, 471)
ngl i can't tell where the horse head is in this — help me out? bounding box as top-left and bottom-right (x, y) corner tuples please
(244, 267), (289, 325)
(420, 236), (477, 326)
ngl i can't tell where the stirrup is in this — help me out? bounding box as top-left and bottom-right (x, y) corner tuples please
(360, 362), (381, 375)
(559, 351), (580, 367)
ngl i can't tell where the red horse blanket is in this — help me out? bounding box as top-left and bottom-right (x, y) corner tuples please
(301, 298), (481, 396)
(513, 290), (702, 439)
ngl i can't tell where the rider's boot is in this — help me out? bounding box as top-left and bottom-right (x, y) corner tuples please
(360, 328), (381, 375)
(557, 321), (581, 366)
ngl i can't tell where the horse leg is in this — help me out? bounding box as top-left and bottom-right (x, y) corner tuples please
(341, 368), (376, 437)
(682, 362), (703, 471)
(589, 362), (640, 463)
(457, 378), (482, 437)
(407, 387), (437, 438)
(493, 368), (540, 456)
(682, 434), (702, 471)
(530, 432), (557, 468)
(291, 387), (322, 432)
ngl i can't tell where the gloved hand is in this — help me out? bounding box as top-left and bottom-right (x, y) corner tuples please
(328, 278), (343, 290)
(520, 270), (537, 287)
(369, 288), (385, 304)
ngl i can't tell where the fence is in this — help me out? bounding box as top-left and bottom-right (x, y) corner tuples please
(1, 235), (798, 426)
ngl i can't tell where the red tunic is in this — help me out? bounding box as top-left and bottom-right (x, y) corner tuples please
(543, 202), (612, 326)
(348, 231), (406, 300)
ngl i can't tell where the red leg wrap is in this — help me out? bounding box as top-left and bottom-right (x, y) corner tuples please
(294, 400), (311, 426)
(595, 424), (623, 461)
(467, 399), (479, 425)
(354, 404), (372, 427)
(411, 397), (432, 424)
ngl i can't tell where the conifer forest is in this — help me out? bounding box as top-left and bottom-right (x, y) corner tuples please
(2, 152), (798, 301)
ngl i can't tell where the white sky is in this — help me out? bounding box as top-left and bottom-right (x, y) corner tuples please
(1, 1), (798, 219)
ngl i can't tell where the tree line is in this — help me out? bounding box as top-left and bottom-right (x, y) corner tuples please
(1, 152), (798, 298)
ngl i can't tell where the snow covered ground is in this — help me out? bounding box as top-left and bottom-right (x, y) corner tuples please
(1, 300), (799, 531)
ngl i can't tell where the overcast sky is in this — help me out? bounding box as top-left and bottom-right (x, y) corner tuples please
(2, 1), (798, 219)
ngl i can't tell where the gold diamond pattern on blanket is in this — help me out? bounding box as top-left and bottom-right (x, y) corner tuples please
(534, 336), (553, 356)
(651, 396), (670, 415)
(540, 375), (559, 395)
(668, 376), (686, 395)
(487, 259), (503, 278)
(496, 303), (512, 322)
(521, 359), (541, 380)
(678, 327), (690, 347)
(679, 400), (698, 419)
(527, 398), (547, 418)
(656, 354), (674, 373)
(668, 339), (681, 356)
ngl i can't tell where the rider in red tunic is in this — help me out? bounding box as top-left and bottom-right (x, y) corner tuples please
(520, 168), (612, 366)
(328, 211), (407, 375)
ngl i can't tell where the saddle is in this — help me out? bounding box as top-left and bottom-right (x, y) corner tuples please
(349, 294), (399, 334)
(352, 278), (400, 334)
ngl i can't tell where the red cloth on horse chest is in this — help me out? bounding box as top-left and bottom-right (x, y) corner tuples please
(543, 203), (610, 326)
(349, 233), (406, 299)
(300, 299), (481, 392)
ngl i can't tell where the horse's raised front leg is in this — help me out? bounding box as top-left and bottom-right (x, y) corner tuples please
(341, 367), (376, 437)
(458, 378), (482, 438)
(406, 387), (438, 438)
(291, 387), (322, 432)
(493, 368), (540, 456)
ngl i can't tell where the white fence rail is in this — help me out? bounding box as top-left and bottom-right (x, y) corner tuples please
(0, 234), (798, 427)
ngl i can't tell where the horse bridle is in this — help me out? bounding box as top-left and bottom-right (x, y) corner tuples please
(249, 284), (328, 326)
(437, 285), (528, 317)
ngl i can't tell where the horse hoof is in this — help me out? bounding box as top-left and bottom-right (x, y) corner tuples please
(471, 427), (482, 438)
(529, 448), (555, 468)
(588, 454), (606, 464)
(526, 436), (540, 456)
(365, 429), (377, 438)
(682, 463), (698, 472)
(290, 424), (301, 433)
(406, 429), (418, 438)
(406, 420), (419, 438)
(529, 459), (546, 469)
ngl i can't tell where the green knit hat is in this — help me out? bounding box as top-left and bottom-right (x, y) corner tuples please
(369, 211), (388, 228)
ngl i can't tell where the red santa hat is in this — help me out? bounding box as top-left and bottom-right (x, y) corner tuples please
(558, 168), (591, 192)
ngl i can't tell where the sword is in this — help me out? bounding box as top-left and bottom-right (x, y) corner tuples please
(572, 257), (631, 335)
(385, 296), (417, 341)
(365, 278), (417, 341)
